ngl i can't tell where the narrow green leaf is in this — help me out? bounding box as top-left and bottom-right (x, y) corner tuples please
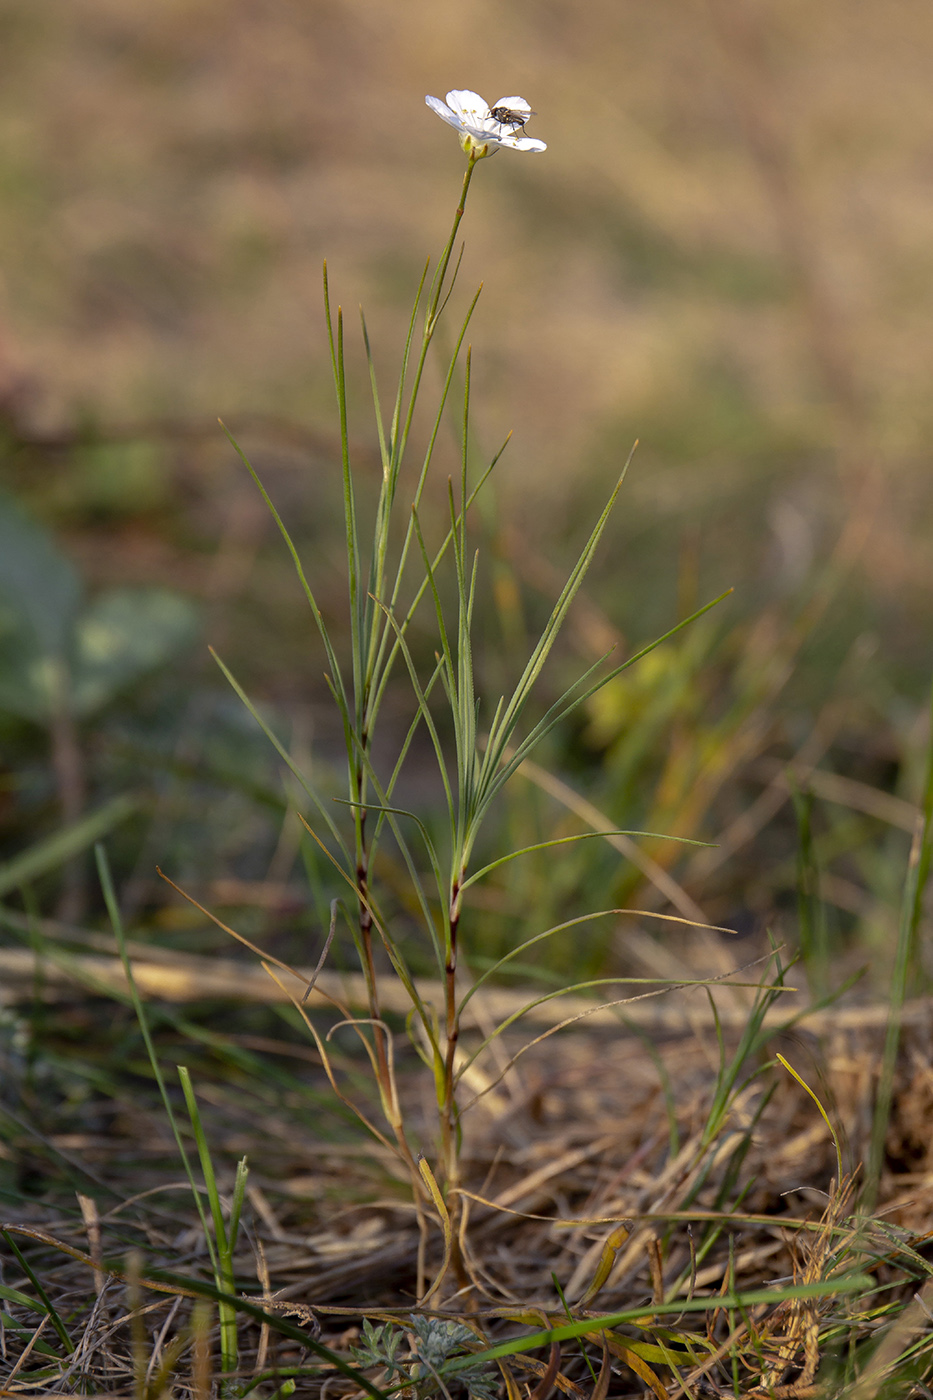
(0, 1284), (50, 1312)
(140, 1270), (392, 1400)
(178, 1065), (240, 1371)
(94, 844), (221, 1279)
(445, 1277), (874, 1373)
(210, 648), (351, 866)
(387, 257), (430, 470)
(229, 1155), (249, 1253)
(867, 675), (933, 1207)
(219, 425), (350, 716)
(1, 1229), (73, 1353)
(177, 1067), (229, 1252)
(460, 830), (712, 891)
(0, 795), (137, 898)
(372, 583), (455, 830)
(482, 589), (732, 822)
(482, 453), (635, 774)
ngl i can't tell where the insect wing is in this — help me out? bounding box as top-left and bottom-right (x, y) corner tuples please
(491, 96), (533, 118)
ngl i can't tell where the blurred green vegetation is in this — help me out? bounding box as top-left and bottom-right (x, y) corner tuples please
(0, 0), (930, 1003)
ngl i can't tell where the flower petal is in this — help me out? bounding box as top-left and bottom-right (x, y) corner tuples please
(425, 94), (463, 129)
(445, 89), (491, 125)
(498, 134), (547, 152)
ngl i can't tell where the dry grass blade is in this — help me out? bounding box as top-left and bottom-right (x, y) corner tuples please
(605, 1339), (670, 1400)
(3, 1314), (52, 1389)
(590, 1339), (612, 1400)
(846, 1277), (933, 1399)
(77, 1193), (105, 1296)
(577, 1222), (631, 1308)
(3, 937), (932, 1028)
(191, 1299), (211, 1400)
(155, 867), (352, 1018)
(417, 1156), (453, 1304)
(527, 1341), (561, 1400)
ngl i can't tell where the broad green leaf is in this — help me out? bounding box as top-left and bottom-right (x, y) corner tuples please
(0, 606), (67, 721)
(0, 488), (81, 658)
(69, 587), (200, 717)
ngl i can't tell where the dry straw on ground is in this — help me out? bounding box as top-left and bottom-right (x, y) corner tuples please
(3, 925), (933, 1396)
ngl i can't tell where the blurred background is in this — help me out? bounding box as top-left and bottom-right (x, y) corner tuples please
(1, 0), (932, 990)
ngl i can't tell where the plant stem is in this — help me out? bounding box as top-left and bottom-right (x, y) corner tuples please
(49, 679), (87, 921)
(426, 153), (479, 338)
(348, 154), (482, 1166)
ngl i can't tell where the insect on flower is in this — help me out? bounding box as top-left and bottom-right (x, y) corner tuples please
(425, 89), (546, 156)
(490, 101), (536, 134)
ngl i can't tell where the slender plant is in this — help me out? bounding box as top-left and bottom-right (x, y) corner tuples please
(213, 88), (730, 1299)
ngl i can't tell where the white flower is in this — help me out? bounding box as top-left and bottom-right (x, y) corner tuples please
(425, 89), (546, 157)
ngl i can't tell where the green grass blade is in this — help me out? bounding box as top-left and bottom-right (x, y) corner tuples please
(460, 830), (711, 892)
(141, 1269), (392, 1400)
(459, 908), (737, 1012)
(360, 301), (399, 662)
(371, 652), (444, 829)
(481, 458), (633, 781)
(229, 1155), (249, 1252)
(373, 568), (456, 830)
(445, 1277), (873, 1373)
(365, 286), (486, 716)
(322, 271), (363, 694)
(411, 506), (456, 705)
(0, 794), (137, 899)
(334, 795), (446, 924)
(363, 279), (486, 714)
(0, 1284), (49, 1313)
(388, 267), (481, 537)
(94, 844), (220, 1277)
(366, 420), (497, 737)
(866, 676), (933, 1207)
(458, 970), (778, 1080)
(792, 781), (830, 998)
(210, 648), (351, 865)
(481, 590), (733, 824)
(387, 257), (430, 468)
(178, 1065), (240, 1373)
(177, 1066), (230, 1254)
(698, 953), (789, 1152)
(219, 424), (350, 716)
(359, 306), (389, 480)
(0, 1229), (73, 1353)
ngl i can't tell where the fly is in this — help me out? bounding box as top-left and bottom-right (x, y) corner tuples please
(490, 104), (535, 133)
